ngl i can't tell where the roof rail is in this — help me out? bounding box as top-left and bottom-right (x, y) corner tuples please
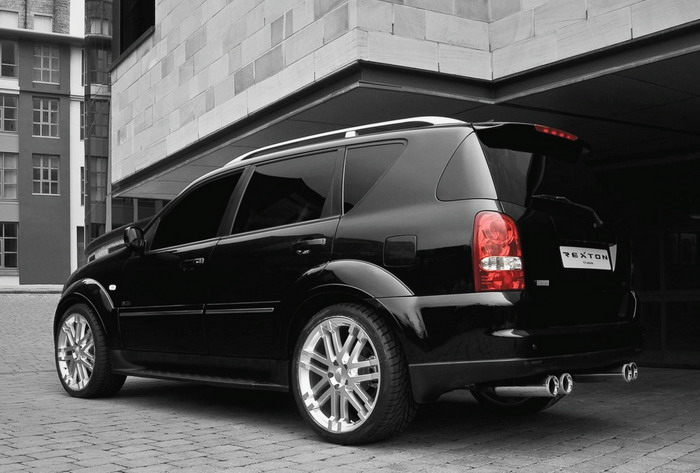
(225, 116), (464, 166)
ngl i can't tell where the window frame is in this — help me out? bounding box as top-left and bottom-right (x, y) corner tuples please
(32, 97), (60, 138)
(33, 44), (60, 84)
(32, 154), (60, 196)
(0, 222), (18, 269)
(0, 94), (18, 133)
(145, 169), (245, 252)
(0, 152), (18, 200)
(229, 149), (344, 236)
(0, 41), (17, 78)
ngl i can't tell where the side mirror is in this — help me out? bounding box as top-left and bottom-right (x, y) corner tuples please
(123, 226), (145, 252)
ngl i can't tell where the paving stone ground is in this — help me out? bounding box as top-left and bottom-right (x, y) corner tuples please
(1, 293), (699, 472)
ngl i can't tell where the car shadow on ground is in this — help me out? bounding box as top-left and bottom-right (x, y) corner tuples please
(110, 377), (618, 447)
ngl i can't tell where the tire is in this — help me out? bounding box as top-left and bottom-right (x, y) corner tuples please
(291, 303), (416, 444)
(471, 390), (561, 415)
(55, 303), (126, 398)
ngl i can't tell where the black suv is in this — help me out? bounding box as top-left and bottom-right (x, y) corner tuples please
(54, 117), (642, 444)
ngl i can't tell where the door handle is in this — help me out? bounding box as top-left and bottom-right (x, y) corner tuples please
(293, 238), (327, 255)
(180, 257), (205, 272)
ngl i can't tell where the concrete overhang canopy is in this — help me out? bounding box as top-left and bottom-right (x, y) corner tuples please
(112, 26), (700, 200)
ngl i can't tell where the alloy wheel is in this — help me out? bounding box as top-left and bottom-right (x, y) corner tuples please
(56, 313), (95, 391)
(297, 316), (381, 433)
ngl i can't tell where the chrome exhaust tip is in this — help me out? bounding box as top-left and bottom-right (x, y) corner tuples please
(491, 375), (560, 398)
(559, 373), (573, 395)
(622, 362), (638, 382)
(573, 362), (640, 383)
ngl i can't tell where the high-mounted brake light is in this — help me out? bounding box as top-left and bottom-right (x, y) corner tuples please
(534, 124), (578, 141)
(473, 211), (525, 292)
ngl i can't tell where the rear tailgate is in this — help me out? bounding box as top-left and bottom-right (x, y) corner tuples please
(476, 124), (633, 327)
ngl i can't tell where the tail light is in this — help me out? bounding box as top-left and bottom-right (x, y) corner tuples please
(473, 211), (525, 291)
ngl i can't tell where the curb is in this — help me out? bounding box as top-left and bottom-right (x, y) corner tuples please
(0, 285), (63, 294)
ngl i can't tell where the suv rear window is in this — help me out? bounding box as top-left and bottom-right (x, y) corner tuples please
(476, 125), (611, 218)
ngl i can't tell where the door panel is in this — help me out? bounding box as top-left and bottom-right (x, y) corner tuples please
(205, 218), (339, 358)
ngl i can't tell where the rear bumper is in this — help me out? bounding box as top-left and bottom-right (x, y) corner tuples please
(408, 347), (640, 402)
(376, 291), (642, 402)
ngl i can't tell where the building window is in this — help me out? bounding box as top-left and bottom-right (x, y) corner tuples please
(80, 101), (85, 140)
(0, 11), (19, 28)
(115, 0), (154, 57)
(0, 153), (17, 200)
(33, 45), (60, 84)
(33, 14), (53, 32)
(89, 47), (111, 85)
(32, 154), (59, 195)
(0, 94), (17, 132)
(0, 222), (17, 268)
(88, 100), (109, 138)
(81, 49), (85, 87)
(89, 17), (111, 35)
(32, 97), (59, 137)
(80, 166), (85, 205)
(89, 156), (107, 203)
(0, 41), (17, 78)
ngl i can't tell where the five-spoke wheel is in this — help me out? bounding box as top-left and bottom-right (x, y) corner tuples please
(292, 303), (416, 444)
(54, 304), (125, 398)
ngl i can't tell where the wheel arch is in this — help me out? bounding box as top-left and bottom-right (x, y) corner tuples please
(282, 259), (421, 359)
(54, 279), (118, 347)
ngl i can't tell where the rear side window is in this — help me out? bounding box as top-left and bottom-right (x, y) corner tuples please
(233, 150), (340, 233)
(436, 133), (497, 201)
(151, 172), (241, 250)
(343, 142), (405, 213)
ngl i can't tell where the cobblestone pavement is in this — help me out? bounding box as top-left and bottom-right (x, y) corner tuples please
(1, 293), (699, 472)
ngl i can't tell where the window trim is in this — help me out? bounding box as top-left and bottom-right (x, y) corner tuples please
(33, 44), (60, 85)
(32, 97), (60, 138)
(32, 154), (60, 196)
(0, 93), (18, 134)
(145, 169), (245, 252)
(0, 221), (18, 269)
(228, 149), (344, 237)
(0, 152), (18, 200)
(0, 40), (18, 78)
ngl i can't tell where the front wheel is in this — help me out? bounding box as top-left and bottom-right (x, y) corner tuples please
(55, 303), (126, 398)
(291, 303), (416, 444)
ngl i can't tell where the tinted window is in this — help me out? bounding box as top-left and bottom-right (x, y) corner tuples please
(436, 133), (497, 201)
(482, 145), (612, 218)
(233, 150), (339, 233)
(151, 173), (240, 249)
(343, 142), (405, 213)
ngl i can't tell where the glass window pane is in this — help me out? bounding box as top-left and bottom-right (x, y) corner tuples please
(233, 151), (339, 234)
(5, 253), (17, 268)
(4, 223), (16, 237)
(5, 239), (16, 252)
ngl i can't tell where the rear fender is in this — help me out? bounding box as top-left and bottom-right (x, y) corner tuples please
(54, 279), (118, 347)
(282, 259), (425, 356)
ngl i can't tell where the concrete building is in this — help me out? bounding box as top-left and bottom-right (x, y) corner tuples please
(110, 0), (700, 367)
(0, 0), (84, 284)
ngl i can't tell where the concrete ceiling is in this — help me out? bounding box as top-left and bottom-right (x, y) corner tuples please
(116, 47), (700, 201)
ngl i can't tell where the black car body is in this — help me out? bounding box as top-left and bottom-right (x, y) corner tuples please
(54, 117), (642, 444)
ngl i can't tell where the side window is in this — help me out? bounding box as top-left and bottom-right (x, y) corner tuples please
(233, 150), (339, 234)
(343, 142), (405, 213)
(151, 172), (241, 250)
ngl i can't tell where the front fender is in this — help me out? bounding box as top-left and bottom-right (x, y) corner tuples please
(54, 278), (119, 347)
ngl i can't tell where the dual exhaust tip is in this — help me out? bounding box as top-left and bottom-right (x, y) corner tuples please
(482, 362), (638, 398)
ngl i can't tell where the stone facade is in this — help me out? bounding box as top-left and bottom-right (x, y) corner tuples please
(111, 0), (700, 184)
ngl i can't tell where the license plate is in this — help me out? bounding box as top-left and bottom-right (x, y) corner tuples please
(559, 246), (612, 270)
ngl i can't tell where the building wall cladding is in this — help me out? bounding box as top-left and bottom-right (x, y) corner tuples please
(111, 0), (700, 185)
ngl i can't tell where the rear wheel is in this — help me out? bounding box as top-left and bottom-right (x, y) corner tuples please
(55, 303), (126, 398)
(471, 390), (561, 415)
(291, 303), (416, 444)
